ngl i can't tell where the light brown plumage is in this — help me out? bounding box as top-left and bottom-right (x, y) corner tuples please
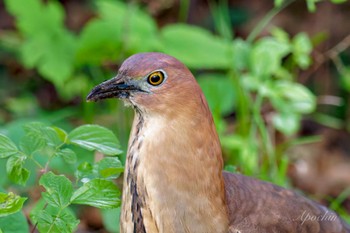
(87, 52), (350, 233)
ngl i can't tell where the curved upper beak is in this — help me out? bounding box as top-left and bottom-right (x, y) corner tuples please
(86, 76), (141, 102)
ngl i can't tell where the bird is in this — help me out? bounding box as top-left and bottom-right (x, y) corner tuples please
(87, 52), (350, 233)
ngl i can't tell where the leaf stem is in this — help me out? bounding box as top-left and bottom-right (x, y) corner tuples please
(247, 0), (295, 42)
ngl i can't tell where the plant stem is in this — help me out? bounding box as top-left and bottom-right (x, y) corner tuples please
(179, 0), (190, 22)
(247, 0), (295, 42)
(252, 92), (277, 176)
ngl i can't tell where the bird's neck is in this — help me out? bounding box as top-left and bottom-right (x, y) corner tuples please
(121, 109), (229, 233)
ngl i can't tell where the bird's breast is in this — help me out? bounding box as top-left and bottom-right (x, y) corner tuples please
(120, 113), (149, 233)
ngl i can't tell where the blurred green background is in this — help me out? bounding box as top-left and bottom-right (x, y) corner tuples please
(0, 0), (350, 232)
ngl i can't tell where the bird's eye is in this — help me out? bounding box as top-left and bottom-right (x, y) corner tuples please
(147, 71), (165, 86)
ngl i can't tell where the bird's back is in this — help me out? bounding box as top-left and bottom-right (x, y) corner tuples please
(223, 171), (350, 233)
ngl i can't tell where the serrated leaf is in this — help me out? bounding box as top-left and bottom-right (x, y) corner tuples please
(56, 148), (77, 164)
(0, 134), (18, 158)
(39, 172), (73, 208)
(23, 123), (63, 147)
(35, 207), (79, 233)
(96, 157), (124, 179)
(6, 155), (30, 185)
(68, 125), (122, 155)
(19, 133), (46, 155)
(0, 192), (27, 217)
(71, 179), (121, 209)
(160, 24), (231, 69)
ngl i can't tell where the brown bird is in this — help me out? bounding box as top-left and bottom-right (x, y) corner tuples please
(87, 52), (350, 233)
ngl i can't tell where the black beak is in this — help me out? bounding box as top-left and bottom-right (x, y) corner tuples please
(86, 77), (140, 102)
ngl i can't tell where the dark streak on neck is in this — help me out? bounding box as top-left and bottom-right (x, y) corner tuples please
(127, 110), (146, 233)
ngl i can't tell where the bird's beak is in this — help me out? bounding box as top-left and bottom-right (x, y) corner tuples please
(86, 76), (140, 102)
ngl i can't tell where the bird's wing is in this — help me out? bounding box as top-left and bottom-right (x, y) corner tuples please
(223, 171), (350, 233)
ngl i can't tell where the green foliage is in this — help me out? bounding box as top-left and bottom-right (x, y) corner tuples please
(68, 125), (122, 155)
(71, 179), (121, 208)
(1, 0), (349, 230)
(4, 0), (76, 87)
(0, 211), (29, 233)
(0, 135), (18, 158)
(0, 122), (123, 232)
(31, 203), (79, 233)
(160, 24), (231, 69)
(101, 208), (121, 233)
(0, 192), (27, 217)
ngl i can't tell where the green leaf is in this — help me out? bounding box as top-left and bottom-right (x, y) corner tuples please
(5, 0), (64, 36)
(23, 122), (62, 147)
(35, 207), (79, 233)
(292, 32), (312, 69)
(22, 33), (76, 86)
(96, 157), (124, 179)
(5, 0), (76, 87)
(71, 179), (121, 209)
(39, 172), (73, 208)
(6, 155), (30, 185)
(68, 125), (122, 155)
(101, 208), (120, 233)
(77, 1), (158, 64)
(232, 39), (251, 71)
(75, 162), (94, 182)
(20, 123), (64, 156)
(250, 37), (291, 77)
(76, 20), (122, 65)
(56, 148), (77, 164)
(125, 4), (159, 53)
(19, 133), (46, 155)
(340, 67), (350, 92)
(51, 127), (68, 142)
(273, 113), (300, 135)
(0, 192), (27, 217)
(274, 0), (284, 7)
(198, 74), (236, 116)
(306, 0), (317, 12)
(0, 211), (29, 233)
(0, 134), (18, 158)
(270, 27), (290, 44)
(160, 24), (231, 69)
(293, 33), (312, 54)
(76, 0), (124, 64)
(274, 81), (316, 114)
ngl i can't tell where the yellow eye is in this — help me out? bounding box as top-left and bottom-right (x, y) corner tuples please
(147, 71), (164, 86)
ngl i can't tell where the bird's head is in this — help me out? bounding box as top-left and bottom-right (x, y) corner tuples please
(87, 52), (206, 115)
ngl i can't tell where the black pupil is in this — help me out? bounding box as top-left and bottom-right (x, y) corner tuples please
(150, 74), (161, 84)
